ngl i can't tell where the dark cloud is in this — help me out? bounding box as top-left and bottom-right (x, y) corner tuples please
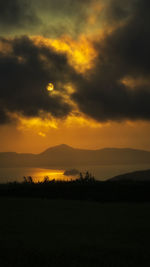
(33, 0), (93, 37)
(1, 0), (150, 124)
(0, 36), (76, 124)
(72, 0), (150, 122)
(103, 0), (134, 24)
(0, 0), (92, 37)
(0, 105), (10, 124)
(35, 0), (91, 15)
(0, 0), (39, 32)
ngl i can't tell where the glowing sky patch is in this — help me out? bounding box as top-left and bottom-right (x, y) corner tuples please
(33, 35), (97, 74)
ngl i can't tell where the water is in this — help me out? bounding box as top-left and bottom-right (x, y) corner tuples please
(80, 164), (150, 181)
(0, 164), (150, 183)
(0, 168), (67, 183)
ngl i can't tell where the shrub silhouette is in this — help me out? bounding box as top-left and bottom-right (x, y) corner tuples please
(78, 171), (95, 183)
(43, 176), (49, 183)
(23, 171), (95, 185)
(23, 176), (34, 183)
(1, 172), (150, 202)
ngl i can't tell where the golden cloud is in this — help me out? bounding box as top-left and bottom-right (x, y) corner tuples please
(32, 35), (98, 74)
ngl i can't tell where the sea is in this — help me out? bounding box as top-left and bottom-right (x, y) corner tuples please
(0, 164), (150, 183)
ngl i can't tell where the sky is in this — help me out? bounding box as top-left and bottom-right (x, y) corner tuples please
(0, 0), (150, 153)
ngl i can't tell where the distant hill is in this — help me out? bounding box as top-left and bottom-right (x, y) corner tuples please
(108, 169), (150, 182)
(0, 144), (150, 168)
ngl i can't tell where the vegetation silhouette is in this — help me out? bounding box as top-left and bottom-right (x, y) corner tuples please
(1, 172), (150, 267)
(0, 171), (150, 201)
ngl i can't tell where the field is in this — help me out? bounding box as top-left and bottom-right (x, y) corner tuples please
(0, 198), (150, 266)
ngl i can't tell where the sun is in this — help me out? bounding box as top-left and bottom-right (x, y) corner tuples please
(46, 83), (54, 92)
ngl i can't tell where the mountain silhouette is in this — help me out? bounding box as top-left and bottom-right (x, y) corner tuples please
(40, 144), (74, 156)
(0, 144), (150, 168)
(108, 169), (150, 182)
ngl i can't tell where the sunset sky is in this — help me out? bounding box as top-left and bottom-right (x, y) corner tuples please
(0, 0), (150, 153)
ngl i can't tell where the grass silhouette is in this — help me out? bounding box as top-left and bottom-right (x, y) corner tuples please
(1, 171), (150, 202)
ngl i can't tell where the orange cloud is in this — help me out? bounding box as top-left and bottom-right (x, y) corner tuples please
(0, 39), (12, 54)
(121, 76), (150, 89)
(32, 35), (97, 74)
(87, 1), (104, 26)
(8, 110), (103, 138)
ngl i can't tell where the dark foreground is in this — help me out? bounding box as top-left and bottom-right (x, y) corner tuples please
(0, 198), (150, 267)
(1, 179), (150, 202)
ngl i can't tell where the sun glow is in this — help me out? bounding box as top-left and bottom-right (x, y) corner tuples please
(33, 169), (67, 183)
(46, 83), (54, 92)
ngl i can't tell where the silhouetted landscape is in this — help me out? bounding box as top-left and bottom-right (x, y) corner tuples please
(1, 144), (150, 167)
(109, 169), (150, 182)
(1, 147), (150, 266)
(1, 171), (150, 267)
(1, 169), (150, 202)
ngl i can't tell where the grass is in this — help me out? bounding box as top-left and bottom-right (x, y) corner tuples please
(0, 198), (150, 266)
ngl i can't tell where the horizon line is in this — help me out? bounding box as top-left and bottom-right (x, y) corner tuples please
(0, 144), (150, 154)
